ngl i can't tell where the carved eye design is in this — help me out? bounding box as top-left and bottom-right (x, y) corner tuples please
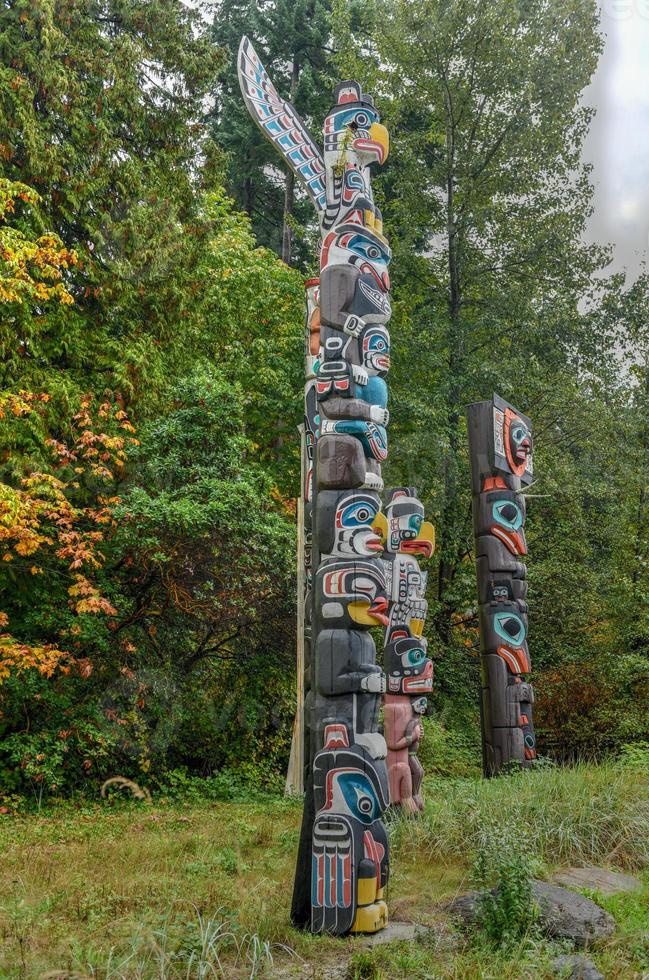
(355, 788), (374, 816)
(355, 112), (369, 127)
(511, 424), (528, 445)
(347, 235), (389, 265)
(492, 500), (523, 531)
(405, 647), (425, 666)
(341, 501), (377, 527)
(332, 772), (381, 825)
(493, 612), (526, 647)
(346, 171), (364, 189)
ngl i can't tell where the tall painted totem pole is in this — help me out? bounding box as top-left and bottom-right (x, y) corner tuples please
(466, 395), (537, 776)
(238, 37), (434, 935)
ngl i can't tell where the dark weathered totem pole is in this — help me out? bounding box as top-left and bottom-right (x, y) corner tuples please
(466, 394), (537, 776)
(238, 38), (392, 934)
(374, 489), (435, 813)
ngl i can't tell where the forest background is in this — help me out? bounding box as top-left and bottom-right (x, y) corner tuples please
(1, 0), (648, 801)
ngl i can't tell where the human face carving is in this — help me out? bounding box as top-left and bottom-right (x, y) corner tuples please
(375, 490), (435, 557)
(384, 637), (433, 695)
(505, 408), (532, 476)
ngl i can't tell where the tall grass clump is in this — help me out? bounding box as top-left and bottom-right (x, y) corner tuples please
(91, 906), (290, 979)
(391, 760), (649, 871)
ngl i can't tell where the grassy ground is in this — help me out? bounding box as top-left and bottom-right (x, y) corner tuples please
(0, 762), (647, 979)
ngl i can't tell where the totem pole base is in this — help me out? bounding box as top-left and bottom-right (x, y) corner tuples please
(350, 900), (388, 934)
(290, 774), (315, 929)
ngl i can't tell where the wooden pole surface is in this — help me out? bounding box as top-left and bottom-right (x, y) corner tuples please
(285, 424), (306, 796)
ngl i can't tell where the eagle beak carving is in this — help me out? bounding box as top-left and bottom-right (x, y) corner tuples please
(369, 123), (389, 162)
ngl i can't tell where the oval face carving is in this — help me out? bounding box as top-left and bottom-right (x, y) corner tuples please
(504, 407), (533, 476)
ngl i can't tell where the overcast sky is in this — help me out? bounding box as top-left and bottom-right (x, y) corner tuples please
(584, 1), (649, 280)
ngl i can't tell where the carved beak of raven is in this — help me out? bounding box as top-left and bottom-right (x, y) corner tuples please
(349, 596), (389, 626)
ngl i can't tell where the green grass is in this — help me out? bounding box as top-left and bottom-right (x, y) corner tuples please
(391, 760), (649, 870)
(0, 760), (647, 978)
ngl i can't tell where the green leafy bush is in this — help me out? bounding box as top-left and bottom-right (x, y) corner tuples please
(617, 742), (649, 772)
(0, 365), (297, 799)
(472, 820), (539, 946)
(156, 764), (284, 804)
(417, 714), (482, 778)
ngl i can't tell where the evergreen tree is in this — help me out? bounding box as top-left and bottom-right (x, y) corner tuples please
(0, 0), (222, 406)
(332, 0), (617, 711)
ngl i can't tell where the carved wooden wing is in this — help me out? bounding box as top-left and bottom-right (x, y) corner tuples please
(237, 36), (326, 215)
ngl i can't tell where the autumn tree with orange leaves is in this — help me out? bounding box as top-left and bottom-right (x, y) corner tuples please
(0, 179), (77, 306)
(0, 392), (137, 682)
(0, 178), (139, 683)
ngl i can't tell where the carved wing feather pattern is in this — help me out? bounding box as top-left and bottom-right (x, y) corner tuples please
(237, 36), (326, 215)
(311, 813), (355, 934)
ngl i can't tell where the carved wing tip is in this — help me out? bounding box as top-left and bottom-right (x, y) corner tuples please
(237, 35), (258, 102)
(236, 34), (325, 216)
(238, 35), (256, 66)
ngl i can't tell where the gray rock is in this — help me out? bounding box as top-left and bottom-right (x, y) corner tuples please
(448, 892), (481, 921)
(552, 953), (604, 979)
(448, 880), (615, 947)
(356, 920), (431, 946)
(359, 920), (424, 945)
(552, 866), (642, 896)
(533, 881), (615, 945)
(353, 918), (462, 953)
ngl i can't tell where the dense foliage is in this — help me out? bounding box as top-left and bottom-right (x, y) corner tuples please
(0, 0), (647, 797)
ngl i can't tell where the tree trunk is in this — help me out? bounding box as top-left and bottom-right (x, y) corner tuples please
(244, 176), (253, 219)
(436, 89), (463, 645)
(631, 363), (649, 587)
(282, 169), (295, 265)
(282, 55), (300, 265)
